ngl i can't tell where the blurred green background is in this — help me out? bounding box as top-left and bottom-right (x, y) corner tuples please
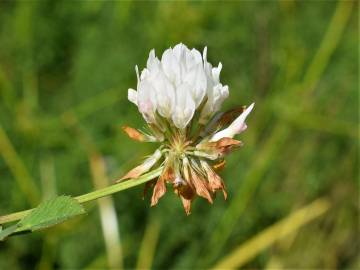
(0, 0), (358, 269)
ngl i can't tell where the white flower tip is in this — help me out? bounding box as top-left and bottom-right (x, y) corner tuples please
(128, 88), (138, 105)
(222, 85), (229, 95)
(153, 149), (162, 159)
(231, 102), (254, 130)
(144, 149), (162, 167)
(135, 65), (140, 80)
(245, 102), (255, 116)
(209, 102), (255, 142)
(203, 46), (208, 61)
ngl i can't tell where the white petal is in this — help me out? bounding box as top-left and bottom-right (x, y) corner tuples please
(200, 54), (228, 122)
(173, 43), (187, 61)
(212, 84), (229, 112)
(202, 46), (208, 63)
(191, 48), (202, 64)
(140, 68), (150, 80)
(153, 71), (175, 118)
(200, 47), (227, 123)
(161, 48), (180, 83)
(212, 62), (222, 82)
(210, 103), (254, 142)
(135, 65), (140, 82)
(200, 84), (228, 123)
(202, 46), (213, 76)
(128, 88), (138, 105)
(143, 149), (162, 170)
(185, 48), (202, 70)
(229, 102), (254, 131)
(172, 83), (195, 129)
(147, 49), (156, 65)
(184, 63), (207, 107)
(137, 80), (157, 123)
(147, 49), (160, 72)
(192, 66), (207, 107)
(121, 149), (162, 180)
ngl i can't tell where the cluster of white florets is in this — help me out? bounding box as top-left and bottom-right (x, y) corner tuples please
(128, 43), (229, 129)
(122, 43), (254, 215)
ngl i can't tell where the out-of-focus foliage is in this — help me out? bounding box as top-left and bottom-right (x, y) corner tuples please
(0, 1), (358, 269)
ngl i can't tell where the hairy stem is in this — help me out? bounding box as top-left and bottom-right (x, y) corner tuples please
(0, 167), (163, 225)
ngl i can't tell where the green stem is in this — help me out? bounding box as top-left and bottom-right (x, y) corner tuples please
(0, 167), (163, 225)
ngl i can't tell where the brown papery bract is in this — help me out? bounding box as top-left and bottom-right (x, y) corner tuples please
(118, 165), (146, 181)
(180, 196), (192, 215)
(190, 169), (213, 204)
(207, 167), (227, 200)
(214, 138), (242, 155)
(151, 178), (166, 206)
(174, 184), (195, 215)
(122, 126), (145, 142)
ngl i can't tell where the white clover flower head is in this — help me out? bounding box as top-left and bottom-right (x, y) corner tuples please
(121, 43), (254, 215)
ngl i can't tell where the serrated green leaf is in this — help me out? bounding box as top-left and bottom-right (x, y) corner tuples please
(0, 196), (86, 241)
(17, 196), (85, 232)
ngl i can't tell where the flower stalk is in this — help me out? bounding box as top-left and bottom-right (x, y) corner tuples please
(0, 167), (163, 225)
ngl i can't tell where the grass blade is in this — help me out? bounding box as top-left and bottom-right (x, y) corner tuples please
(212, 198), (330, 269)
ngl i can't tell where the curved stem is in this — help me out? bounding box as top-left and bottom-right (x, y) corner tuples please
(0, 167), (163, 225)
